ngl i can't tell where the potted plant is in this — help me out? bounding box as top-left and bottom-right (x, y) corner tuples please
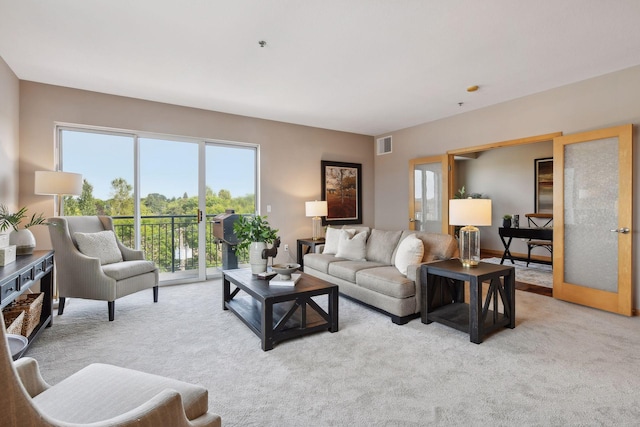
(233, 214), (279, 274)
(0, 205), (47, 255)
(502, 214), (512, 228)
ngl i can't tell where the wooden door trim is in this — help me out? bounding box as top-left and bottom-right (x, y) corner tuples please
(447, 132), (563, 156)
(553, 124), (633, 316)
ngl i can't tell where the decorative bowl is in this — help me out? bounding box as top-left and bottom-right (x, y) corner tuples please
(271, 263), (300, 280)
(7, 334), (28, 357)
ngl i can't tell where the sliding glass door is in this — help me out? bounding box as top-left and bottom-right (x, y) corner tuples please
(59, 126), (257, 283)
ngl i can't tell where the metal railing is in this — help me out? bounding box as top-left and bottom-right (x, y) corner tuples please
(111, 215), (246, 274)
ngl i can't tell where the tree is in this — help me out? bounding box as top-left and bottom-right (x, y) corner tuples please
(77, 179), (97, 215)
(109, 177), (133, 216)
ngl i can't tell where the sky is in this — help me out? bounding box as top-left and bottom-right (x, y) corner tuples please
(61, 130), (256, 201)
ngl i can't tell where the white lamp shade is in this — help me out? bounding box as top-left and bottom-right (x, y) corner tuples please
(449, 198), (492, 226)
(305, 200), (328, 217)
(34, 171), (83, 196)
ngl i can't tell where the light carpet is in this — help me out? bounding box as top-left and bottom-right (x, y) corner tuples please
(25, 279), (640, 426)
(482, 257), (553, 288)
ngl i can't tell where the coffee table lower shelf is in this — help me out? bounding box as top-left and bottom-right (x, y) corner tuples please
(226, 296), (331, 342)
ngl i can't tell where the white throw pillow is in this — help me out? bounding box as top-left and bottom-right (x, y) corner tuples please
(394, 234), (424, 275)
(335, 229), (368, 261)
(323, 226), (341, 255)
(74, 230), (123, 265)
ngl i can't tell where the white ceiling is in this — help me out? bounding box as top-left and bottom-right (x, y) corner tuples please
(2, 1), (640, 136)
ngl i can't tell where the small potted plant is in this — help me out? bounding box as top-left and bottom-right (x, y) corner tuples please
(502, 214), (512, 229)
(233, 215), (279, 274)
(0, 205), (47, 255)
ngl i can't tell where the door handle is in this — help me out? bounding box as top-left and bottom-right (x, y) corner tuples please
(409, 218), (416, 222)
(197, 209), (203, 223)
(610, 227), (630, 234)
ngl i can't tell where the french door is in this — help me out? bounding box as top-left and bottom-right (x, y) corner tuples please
(552, 124), (633, 315)
(408, 155), (452, 233)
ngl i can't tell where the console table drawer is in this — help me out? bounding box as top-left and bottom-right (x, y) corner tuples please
(20, 268), (34, 287)
(1, 277), (20, 306)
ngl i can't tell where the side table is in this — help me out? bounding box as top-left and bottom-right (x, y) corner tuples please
(420, 259), (515, 344)
(297, 238), (325, 269)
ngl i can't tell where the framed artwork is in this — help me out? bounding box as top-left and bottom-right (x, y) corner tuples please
(321, 160), (362, 225)
(535, 157), (553, 213)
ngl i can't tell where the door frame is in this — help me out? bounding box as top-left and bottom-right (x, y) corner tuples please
(408, 155), (450, 233)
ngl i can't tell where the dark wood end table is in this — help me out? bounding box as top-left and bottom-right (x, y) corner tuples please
(420, 259), (515, 344)
(223, 269), (338, 351)
(297, 237), (325, 269)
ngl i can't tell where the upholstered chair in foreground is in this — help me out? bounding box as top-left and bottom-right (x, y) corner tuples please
(1, 326), (221, 426)
(48, 216), (159, 321)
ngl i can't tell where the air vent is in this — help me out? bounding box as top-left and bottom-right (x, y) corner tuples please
(377, 136), (392, 155)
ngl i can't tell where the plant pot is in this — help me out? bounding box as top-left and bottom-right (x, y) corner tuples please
(502, 219), (512, 229)
(10, 229), (36, 255)
(249, 241), (268, 274)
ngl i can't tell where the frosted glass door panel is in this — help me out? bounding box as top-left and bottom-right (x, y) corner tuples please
(413, 162), (442, 232)
(563, 137), (618, 292)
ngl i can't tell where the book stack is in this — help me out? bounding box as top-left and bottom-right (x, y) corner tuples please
(0, 232), (16, 266)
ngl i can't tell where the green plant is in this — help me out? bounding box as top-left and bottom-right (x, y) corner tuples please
(503, 214), (512, 220)
(0, 205), (47, 232)
(233, 215), (278, 252)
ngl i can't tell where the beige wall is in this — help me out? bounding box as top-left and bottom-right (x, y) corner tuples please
(0, 56), (19, 211)
(18, 82), (374, 264)
(375, 64), (640, 309)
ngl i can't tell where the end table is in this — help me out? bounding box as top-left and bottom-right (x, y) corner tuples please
(420, 259), (515, 344)
(297, 238), (325, 269)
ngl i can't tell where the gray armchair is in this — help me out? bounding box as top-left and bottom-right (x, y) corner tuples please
(1, 325), (221, 426)
(48, 216), (159, 321)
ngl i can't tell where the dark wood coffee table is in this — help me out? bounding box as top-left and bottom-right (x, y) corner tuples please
(223, 269), (339, 351)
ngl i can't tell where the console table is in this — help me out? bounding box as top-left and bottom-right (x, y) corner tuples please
(421, 259), (515, 344)
(0, 250), (54, 359)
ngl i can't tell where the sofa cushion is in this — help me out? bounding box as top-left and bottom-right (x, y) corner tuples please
(303, 253), (345, 274)
(394, 234), (424, 275)
(74, 230), (123, 265)
(323, 226), (342, 255)
(395, 231), (458, 263)
(366, 229), (402, 265)
(328, 260), (384, 283)
(335, 229), (368, 261)
(101, 260), (157, 280)
(356, 266), (416, 299)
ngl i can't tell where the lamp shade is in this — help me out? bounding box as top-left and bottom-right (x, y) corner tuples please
(305, 200), (328, 217)
(34, 171), (83, 196)
(449, 198), (492, 226)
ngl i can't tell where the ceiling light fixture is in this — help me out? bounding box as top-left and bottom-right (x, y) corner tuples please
(258, 40), (267, 47)
(466, 85), (479, 92)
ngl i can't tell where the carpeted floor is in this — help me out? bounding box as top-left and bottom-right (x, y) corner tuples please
(24, 279), (640, 426)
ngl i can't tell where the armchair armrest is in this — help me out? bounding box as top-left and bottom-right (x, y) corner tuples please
(117, 241), (145, 261)
(94, 389), (221, 427)
(13, 357), (51, 397)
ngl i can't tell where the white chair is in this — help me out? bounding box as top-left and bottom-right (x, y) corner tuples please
(48, 216), (159, 321)
(1, 324), (221, 426)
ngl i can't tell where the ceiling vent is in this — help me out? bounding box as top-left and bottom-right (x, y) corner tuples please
(377, 136), (392, 155)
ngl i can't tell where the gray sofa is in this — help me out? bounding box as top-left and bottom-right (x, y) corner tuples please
(303, 227), (458, 324)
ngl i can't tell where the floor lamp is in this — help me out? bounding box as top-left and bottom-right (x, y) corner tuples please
(34, 171), (83, 303)
(305, 200), (328, 240)
(34, 171), (83, 216)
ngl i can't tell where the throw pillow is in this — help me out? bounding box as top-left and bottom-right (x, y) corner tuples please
(74, 230), (123, 265)
(335, 229), (368, 261)
(394, 234), (424, 275)
(323, 226), (341, 255)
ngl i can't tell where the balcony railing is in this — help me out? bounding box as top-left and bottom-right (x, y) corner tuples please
(111, 215), (246, 274)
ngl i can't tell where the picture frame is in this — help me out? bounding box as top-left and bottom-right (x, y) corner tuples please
(534, 157), (553, 213)
(321, 160), (362, 225)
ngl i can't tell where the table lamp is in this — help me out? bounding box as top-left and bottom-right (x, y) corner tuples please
(305, 200), (328, 240)
(35, 171), (83, 215)
(449, 198), (492, 267)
